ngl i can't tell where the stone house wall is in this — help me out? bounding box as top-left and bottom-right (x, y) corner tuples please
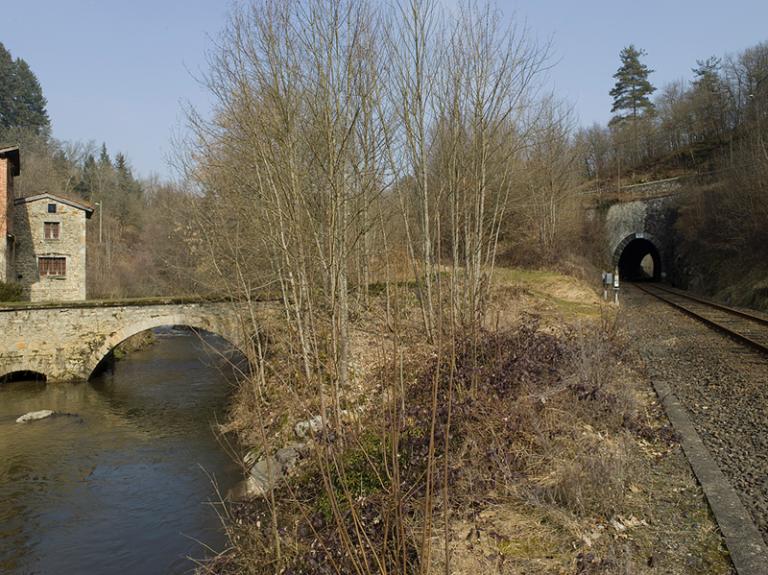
(0, 157), (13, 283)
(13, 197), (88, 301)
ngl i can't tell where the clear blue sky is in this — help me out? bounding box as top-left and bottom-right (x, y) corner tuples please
(2, 0), (767, 180)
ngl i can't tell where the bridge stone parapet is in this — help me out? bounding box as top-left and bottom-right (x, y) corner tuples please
(0, 299), (274, 382)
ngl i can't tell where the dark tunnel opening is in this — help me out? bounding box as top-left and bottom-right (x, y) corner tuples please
(617, 238), (661, 282)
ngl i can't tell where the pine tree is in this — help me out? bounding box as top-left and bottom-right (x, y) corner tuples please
(115, 152), (142, 196)
(0, 43), (16, 131)
(609, 45), (656, 125)
(13, 59), (49, 133)
(0, 42), (49, 134)
(115, 152), (128, 173)
(692, 57), (720, 86)
(111, 152), (143, 228)
(98, 143), (111, 167)
(75, 154), (98, 199)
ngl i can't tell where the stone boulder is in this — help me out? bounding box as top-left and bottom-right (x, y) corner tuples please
(16, 410), (55, 423)
(229, 444), (304, 501)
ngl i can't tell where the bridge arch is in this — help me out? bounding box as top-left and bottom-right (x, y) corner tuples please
(0, 300), (263, 382)
(0, 369), (48, 383)
(83, 314), (246, 380)
(613, 232), (663, 281)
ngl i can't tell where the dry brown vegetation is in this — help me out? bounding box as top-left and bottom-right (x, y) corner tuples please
(200, 271), (730, 575)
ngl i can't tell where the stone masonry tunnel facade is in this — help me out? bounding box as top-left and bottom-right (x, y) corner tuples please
(0, 300), (261, 382)
(600, 194), (678, 284)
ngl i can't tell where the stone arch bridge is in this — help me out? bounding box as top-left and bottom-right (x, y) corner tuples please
(0, 298), (274, 382)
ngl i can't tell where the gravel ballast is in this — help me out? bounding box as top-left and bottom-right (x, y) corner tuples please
(623, 285), (768, 543)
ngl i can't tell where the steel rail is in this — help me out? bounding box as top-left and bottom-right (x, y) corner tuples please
(633, 283), (768, 355)
(648, 283), (768, 326)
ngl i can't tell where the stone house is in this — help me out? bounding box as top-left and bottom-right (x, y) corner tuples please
(0, 146), (20, 285)
(0, 146), (94, 301)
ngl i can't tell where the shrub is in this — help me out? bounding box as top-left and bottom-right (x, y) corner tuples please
(0, 281), (23, 302)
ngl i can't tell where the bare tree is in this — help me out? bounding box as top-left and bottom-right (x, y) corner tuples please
(181, 1), (552, 572)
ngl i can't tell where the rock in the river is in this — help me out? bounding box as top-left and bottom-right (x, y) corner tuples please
(16, 410), (55, 423)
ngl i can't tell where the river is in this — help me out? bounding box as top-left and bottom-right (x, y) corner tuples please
(0, 329), (243, 574)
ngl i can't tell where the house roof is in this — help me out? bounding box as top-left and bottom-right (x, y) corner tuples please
(14, 193), (95, 218)
(0, 146), (21, 176)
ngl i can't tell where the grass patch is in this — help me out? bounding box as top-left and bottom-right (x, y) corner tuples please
(491, 266), (603, 321)
(313, 432), (391, 522)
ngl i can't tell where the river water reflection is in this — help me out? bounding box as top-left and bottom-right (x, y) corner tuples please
(0, 330), (242, 574)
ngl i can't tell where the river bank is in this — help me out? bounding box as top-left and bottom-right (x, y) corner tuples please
(205, 266), (732, 574)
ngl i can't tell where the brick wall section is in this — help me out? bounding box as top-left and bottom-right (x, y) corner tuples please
(13, 198), (88, 301)
(0, 300), (269, 381)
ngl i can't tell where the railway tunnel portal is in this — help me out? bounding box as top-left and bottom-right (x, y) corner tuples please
(590, 187), (680, 284)
(615, 234), (663, 282)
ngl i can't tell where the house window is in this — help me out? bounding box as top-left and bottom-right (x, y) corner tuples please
(44, 222), (60, 240)
(47, 203), (57, 213)
(39, 257), (66, 277)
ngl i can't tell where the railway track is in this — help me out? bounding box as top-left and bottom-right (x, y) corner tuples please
(632, 282), (768, 355)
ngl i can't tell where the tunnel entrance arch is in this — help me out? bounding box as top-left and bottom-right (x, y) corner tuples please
(613, 233), (662, 282)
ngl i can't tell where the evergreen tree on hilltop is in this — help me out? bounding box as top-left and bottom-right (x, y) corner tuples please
(609, 45), (656, 125)
(13, 60), (49, 133)
(0, 44), (16, 131)
(112, 152), (143, 229)
(115, 152), (128, 172)
(115, 152), (142, 195)
(0, 42), (50, 135)
(99, 143), (111, 167)
(74, 153), (98, 200)
(692, 56), (721, 89)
